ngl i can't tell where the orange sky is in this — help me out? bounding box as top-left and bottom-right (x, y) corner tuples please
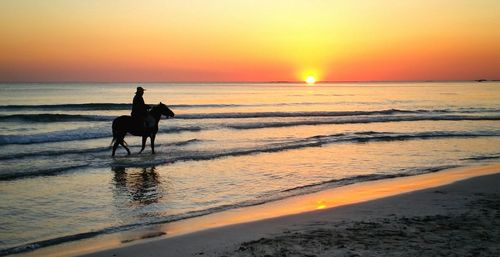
(1, 0), (500, 82)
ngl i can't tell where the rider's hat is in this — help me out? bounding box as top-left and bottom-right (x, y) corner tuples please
(136, 86), (145, 93)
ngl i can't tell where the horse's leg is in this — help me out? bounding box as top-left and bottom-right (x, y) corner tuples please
(112, 141), (119, 157)
(121, 134), (130, 155)
(113, 133), (129, 156)
(139, 136), (147, 154)
(120, 140), (131, 155)
(150, 134), (156, 154)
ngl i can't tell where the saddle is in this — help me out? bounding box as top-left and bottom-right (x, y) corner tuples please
(145, 114), (155, 128)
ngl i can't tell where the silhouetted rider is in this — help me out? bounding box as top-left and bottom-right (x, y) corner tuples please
(131, 86), (151, 129)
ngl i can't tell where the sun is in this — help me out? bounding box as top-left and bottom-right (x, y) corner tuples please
(306, 76), (316, 85)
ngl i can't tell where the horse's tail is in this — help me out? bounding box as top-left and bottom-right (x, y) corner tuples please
(110, 119), (119, 147)
(110, 128), (117, 147)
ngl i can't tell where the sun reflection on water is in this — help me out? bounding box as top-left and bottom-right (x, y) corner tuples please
(316, 200), (327, 209)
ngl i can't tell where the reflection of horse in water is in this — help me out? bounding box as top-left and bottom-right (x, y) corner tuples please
(112, 166), (163, 205)
(111, 102), (175, 156)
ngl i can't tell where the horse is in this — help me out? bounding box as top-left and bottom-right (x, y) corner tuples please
(111, 102), (175, 156)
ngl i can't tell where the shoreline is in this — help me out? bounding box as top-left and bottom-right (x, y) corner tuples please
(13, 162), (500, 257)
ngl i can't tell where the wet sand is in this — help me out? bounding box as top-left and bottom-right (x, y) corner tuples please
(74, 163), (500, 257)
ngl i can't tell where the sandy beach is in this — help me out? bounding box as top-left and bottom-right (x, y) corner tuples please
(67, 163), (500, 257)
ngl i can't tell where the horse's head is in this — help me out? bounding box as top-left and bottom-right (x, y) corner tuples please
(158, 102), (175, 118)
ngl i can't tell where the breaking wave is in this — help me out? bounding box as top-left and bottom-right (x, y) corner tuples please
(1, 111), (498, 146)
(2, 130), (499, 180)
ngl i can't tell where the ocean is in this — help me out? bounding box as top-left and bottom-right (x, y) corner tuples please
(1, 82), (499, 255)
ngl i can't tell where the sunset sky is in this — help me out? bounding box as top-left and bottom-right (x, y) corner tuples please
(1, 0), (500, 82)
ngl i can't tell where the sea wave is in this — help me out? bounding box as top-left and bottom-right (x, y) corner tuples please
(0, 110), (500, 145)
(2, 130), (498, 180)
(0, 103), (244, 111)
(227, 115), (500, 129)
(1, 113), (498, 145)
(178, 109), (427, 119)
(96, 130), (500, 172)
(0, 125), (202, 145)
(0, 103), (132, 111)
(0, 139), (201, 161)
(0, 127), (110, 145)
(1, 107), (499, 123)
(0, 164), (90, 181)
(460, 153), (500, 161)
(0, 114), (114, 122)
(280, 165), (460, 194)
(0, 109), (435, 123)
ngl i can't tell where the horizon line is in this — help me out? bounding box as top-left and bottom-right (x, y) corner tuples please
(0, 79), (499, 84)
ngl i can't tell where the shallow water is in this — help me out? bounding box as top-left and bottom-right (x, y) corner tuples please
(0, 82), (499, 255)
